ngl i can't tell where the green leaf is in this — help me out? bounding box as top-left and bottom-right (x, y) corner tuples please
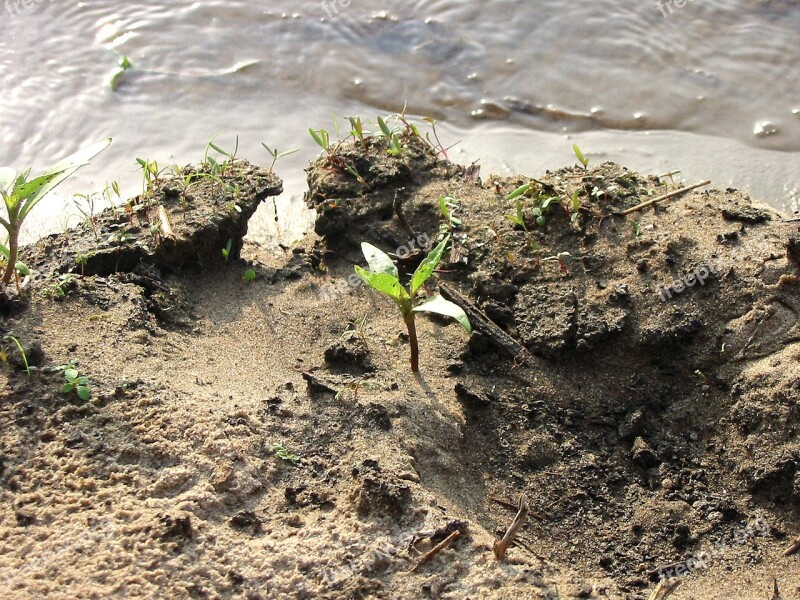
(412, 295), (472, 333)
(15, 262), (30, 276)
(76, 376), (89, 385)
(61, 383), (74, 394)
(243, 268), (256, 282)
(360, 242), (398, 278)
(64, 368), (79, 380)
(507, 183), (532, 201)
(410, 235), (449, 297)
(18, 138), (111, 221)
(354, 266), (408, 303)
(573, 144), (589, 168)
(76, 386), (91, 401)
(377, 116), (392, 137)
(309, 128), (327, 149)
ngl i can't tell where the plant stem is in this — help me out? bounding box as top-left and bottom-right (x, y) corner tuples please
(2, 224), (19, 284)
(404, 313), (419, 372)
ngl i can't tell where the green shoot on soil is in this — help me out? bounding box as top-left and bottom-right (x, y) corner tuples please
(0, 139), (111, 288)
(1, 334), (31, 376)
(355, 235), (471, 372)
(573, 143), (589, 170)
(272, 442), (299, 464)
(242, 268), (256, 283)
(222, 239), (233, 262)
(61, 367), (91, 401)
(261, 142), (298, 174)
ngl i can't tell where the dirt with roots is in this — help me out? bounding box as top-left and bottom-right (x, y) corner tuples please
(1, 137), (799, 599)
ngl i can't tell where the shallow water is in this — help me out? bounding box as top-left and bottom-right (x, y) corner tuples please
(2, 0), (799, 245)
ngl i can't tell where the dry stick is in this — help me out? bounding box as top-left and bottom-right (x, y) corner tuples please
(647, 578), (682, 600)
(408, 530), (461, 573)
(439, 282), (528, 363)
(157, 205), (175, 238)
(493, 493), (530, 560)
(612, 180), (712, 217)
(782, 535), (800, 557)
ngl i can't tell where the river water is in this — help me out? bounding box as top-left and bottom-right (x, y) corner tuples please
(2, 0), (799, 245)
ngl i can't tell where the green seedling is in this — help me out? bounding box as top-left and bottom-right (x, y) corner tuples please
(261, 142), (298, 173)
(135, 157), (168, 196)
(222, 239), (233, 262)
(355, 235), (471, 372)
(422, 116), (450, 160)
(531, 196), (559, 228)
(272, 442), (299, 464)
(61, 367), (91, 401)
(573, 144), (589, 170)
(570, 189), (581, 224)
(347, 116), (368, 152)
(505, 183), (532, 231)
(109, 55), (132, 92)
(438, 195), (462, 232)
(42, 273), (77, 299)
(242, 268), (256, 283)
(309, 128), (331, 152)
(1, 334), (31, 376)
(203, 135), (239, 176)
(630, 220), (642, 237)
(309, 127), (368, 186)
(1, 139), (111, 287)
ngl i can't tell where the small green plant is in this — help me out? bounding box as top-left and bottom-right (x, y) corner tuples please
(309, 127), (368, 186)
(203, 135), (239, 176)
(109, 55), (132, 91)
(242, 268), (256, 283)
(347, 116), (368, 152)
(437, 195), (462, 233)
(630, 219), (642, 237)
(1, 139), (111, 288)
(222, 239), (233, 262)
(61, 366), (91, 401)
(1, 334), (31, 376)
(135, 157), (166, 195)
(355, 235), (471, 372)
(261, 142), (298, 173)
(573, 144), (589, 170)
(272, 442), (299, 464)
(42, 273), (77, 299)
(569, 189), (581, 224)
(505, 183), (532, 231)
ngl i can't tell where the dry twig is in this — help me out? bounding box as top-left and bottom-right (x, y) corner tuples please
(612, 180), (711, 217)
(782, 535), (800, 557)
(408, 530), (461, 573)
(493, 493), (529, 560)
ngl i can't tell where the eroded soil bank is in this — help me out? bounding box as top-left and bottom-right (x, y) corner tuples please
(1, 138), (799, 599)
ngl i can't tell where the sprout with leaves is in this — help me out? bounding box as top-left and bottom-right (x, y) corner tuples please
(355, 235), (471, 372)
(62, 367), (91, 401)
(0, 139), (111, 291)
